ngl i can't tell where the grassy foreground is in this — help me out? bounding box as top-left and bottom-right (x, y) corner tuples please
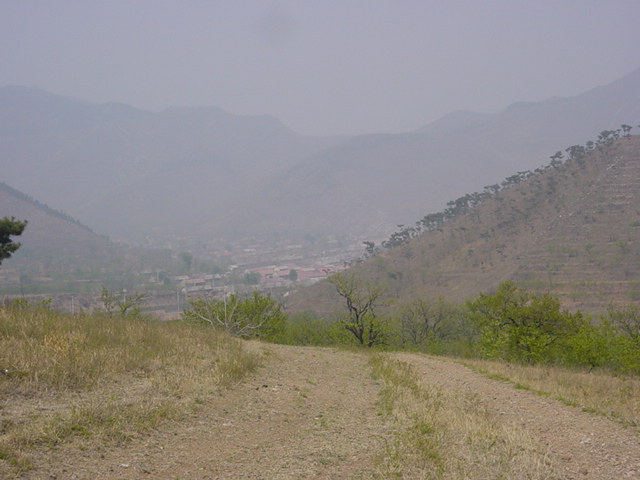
(0, 306), (261, 473)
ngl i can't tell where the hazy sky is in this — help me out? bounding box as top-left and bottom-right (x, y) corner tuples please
(1, 1), (639, 136)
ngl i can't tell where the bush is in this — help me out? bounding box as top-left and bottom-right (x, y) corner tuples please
(563, 322), (615, 370)
(183, 291), (285, 341)
(274, 311), (352, 346)
(467, 282), (583, 364)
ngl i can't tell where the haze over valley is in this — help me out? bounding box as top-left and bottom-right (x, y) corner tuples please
(3, 66), (640, 248)
(1, 1), (639, 312)
(4, 5), (640, 477)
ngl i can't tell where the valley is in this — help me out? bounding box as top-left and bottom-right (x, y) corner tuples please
(2, 5), (639, 479)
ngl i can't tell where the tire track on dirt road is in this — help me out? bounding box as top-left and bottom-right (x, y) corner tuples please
(396, 353), (640, 480)
(20, 346), (640, 479)
(36, 345), (392, 480)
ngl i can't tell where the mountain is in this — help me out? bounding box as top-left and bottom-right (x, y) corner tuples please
(287, 135), (640, 315)
(0, 86), (344, 244)
(244, 67), (640, 239)
(0, 182), (170, 291)
(1, 68), (639, 247)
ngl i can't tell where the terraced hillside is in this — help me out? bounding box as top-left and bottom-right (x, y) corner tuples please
(289, 134), (640, 314)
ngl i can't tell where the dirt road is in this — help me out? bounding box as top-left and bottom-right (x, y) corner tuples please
(396, 353), (640, 479)
(27, 345), (640, 479)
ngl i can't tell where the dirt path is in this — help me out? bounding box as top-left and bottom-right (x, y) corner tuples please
(24, 346), (640, 479)
(37, 345), (391, 479)
(396, 352), (640, 480)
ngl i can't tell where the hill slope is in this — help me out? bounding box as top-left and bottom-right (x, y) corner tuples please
(289, 134), (640, 314)
(0, 182), (170, 291)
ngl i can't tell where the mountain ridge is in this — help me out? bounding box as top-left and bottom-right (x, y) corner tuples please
(1, 67), (639, 246)
(238, 67), (640, 241)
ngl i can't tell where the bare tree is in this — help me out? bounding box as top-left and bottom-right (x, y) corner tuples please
(100, 287), (147, 316)
(607, 304), (640, 345)
(328, 272), (388, 347)
(398, 297), (456, 346)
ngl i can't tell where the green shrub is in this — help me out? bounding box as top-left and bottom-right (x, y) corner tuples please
(183, 291), (285, 341)
(274, 311), (352, 346)
(467, 282), (583, 364)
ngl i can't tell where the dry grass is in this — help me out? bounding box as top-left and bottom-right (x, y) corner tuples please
(369, 355), (563, 480)
(0, 306), (261, 474)
(462, 358), (640, 429)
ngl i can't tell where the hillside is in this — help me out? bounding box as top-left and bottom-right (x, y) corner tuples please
(288, 134), (640, 315)
(0, 182), (170, 292)
(1, 67), (639, 246)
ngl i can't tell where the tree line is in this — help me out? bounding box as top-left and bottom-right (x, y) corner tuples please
(180, 272), (640, 375)
(283, 274), (640, 374)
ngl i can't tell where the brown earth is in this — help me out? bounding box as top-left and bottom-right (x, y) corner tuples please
(396, 353), (640, 480)
(18, 345), (640, 479)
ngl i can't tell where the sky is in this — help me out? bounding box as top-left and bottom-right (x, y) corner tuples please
(1, 1), (639, 136)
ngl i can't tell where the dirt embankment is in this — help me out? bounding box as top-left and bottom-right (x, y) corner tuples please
(21, 345), (640, 479)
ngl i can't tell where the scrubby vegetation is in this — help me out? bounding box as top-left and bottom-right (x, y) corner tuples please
(280, 279), (640, 375)
(0, 302), (260, 473)
(183, 291), (286, 341)
(2, 282), (638, 475)
(466, 282), (640, 373)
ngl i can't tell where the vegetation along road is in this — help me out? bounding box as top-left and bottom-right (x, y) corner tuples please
(15, 343), (640, 480)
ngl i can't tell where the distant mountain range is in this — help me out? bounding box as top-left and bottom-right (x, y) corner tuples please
(288, 135), (640, 315)
(247, 67), (640, 239)
(1, 67), (640, 246)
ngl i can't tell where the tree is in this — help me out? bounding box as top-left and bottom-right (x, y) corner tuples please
(467, 282), (583, 363)
(328, 272), (388, 347)
(183, 291), (285, 341)
(565, 145), (586, 165)
(607, 304), (640, 345)
(0, 217), (27, 266)
(100, 286), (147, 316)
(179, 252), (193, 271)
(549, 151), (564, 168)
(362, 241), (377, 259)
(288, 269), (298, 281)
(596, 130), (617, 148)
(398, 297), (456, 346)
(243, 271), (260, 285)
